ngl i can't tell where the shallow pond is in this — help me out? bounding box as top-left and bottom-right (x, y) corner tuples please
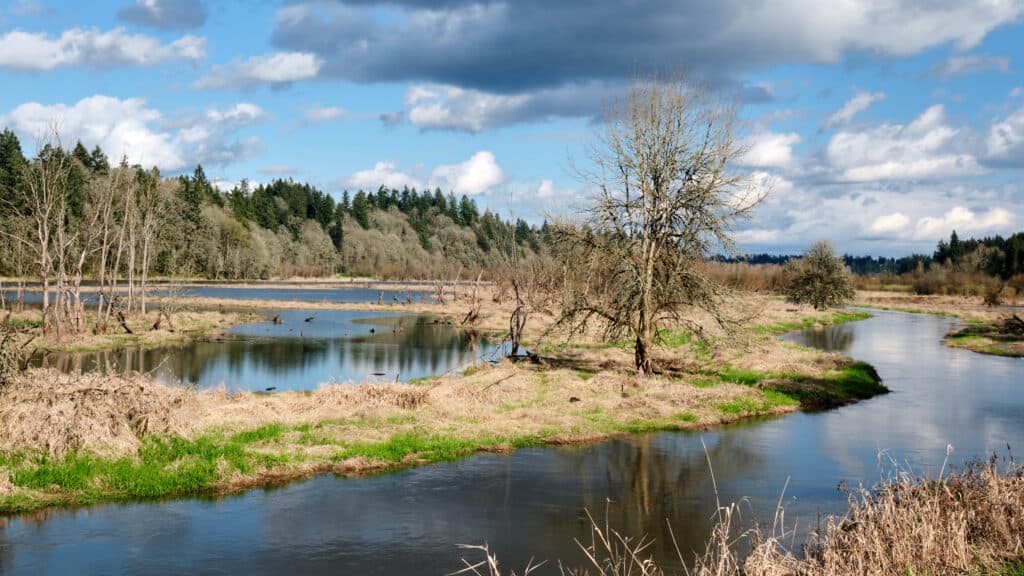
(1, 309), (1021, 574)
(38, 310), (500, 390)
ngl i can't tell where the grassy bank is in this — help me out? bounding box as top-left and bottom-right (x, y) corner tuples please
(944, 319), (1024, 358)
(0, 362), (884, 513)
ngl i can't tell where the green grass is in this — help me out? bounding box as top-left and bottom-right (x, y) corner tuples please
(946, 333), (1021, 357)
(755, 310), (872, 335)
(715, 390), (799, 415)
(4, 317), (41, 329)
(698, 362), (886, 408)
(2, 425), (301, 512)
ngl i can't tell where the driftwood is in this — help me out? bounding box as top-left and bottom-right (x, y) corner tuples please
(117, 311), (133, 334)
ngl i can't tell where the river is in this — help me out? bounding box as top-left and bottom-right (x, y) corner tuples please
(0, 309), (1020, 574)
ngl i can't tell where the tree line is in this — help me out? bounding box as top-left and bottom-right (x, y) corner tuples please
(719, 230), (1024, 279)
(0, 128), (544, 337)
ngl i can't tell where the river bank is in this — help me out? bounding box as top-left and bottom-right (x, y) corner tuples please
(0, 295), (883, 514)
(854, 290), (1024, 358)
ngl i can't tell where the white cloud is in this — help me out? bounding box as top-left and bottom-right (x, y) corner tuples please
(913, 206), (1014, 240)
(1012, 86), (1024, 98)
(821, 91), (886, 130)
(429, 151), (505, 195)
(740, 131), (802, 169)
(825, 104), (985, 182)
(536, 179), (575, 199)
(193, 52), (321, 90)
(986, 105), (1024, 166)
(397, 81), (617, 132)
(304, 105), (348, 123)
(0, 27), (205, 71)
(342, 151), (505, 195)
(1, 95), (265, 172)
(405, 84), (530, 133)
(345, 161), (424, 191)
(869, 212), (911, 235)
(931, 53), (1011, 78)
(537, 179), (556, 198)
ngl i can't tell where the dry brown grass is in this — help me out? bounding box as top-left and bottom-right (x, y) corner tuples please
(0, 370), (194, 457)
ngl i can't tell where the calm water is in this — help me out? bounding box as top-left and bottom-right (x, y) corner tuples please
(1, 310), (1021, 575)
(38, 310), (499, 390)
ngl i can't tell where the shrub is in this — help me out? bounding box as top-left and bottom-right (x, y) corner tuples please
(785, 240), (855, 309)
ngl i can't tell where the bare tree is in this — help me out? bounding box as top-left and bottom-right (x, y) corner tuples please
(0, 134), (72, 336)
(551, 74), (764, 375)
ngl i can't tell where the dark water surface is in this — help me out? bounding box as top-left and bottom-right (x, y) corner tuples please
(38, 310), (499, 390)
(1, 310), (1021, 575)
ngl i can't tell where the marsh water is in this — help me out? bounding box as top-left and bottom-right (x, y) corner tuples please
(38, 310), (500, 389)
(1, 309), (1022, 575)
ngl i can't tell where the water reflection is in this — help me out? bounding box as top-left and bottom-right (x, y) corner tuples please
(785, 323), (855, 353)
(2, 309), (1022, 575)
(39, 311), (498, 390)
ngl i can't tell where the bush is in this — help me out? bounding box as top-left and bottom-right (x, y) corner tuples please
(785, 240), (855, 309)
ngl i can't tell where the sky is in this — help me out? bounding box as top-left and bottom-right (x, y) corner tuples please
(0, 0), (1022, 257)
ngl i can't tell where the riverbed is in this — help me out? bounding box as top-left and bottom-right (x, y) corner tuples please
(0, 309), (1020, 574)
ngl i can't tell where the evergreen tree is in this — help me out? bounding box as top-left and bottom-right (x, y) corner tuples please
(351, 191), (371, 229)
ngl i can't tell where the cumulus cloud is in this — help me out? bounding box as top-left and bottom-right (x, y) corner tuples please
(430, 151), (505, 195)
(913, 206), (1014, 240)
(986, 105), (1024, 166)
(731, 100), (1023, 254)
(345, 161), (424, 191)
(0, 27), (205, 71)
(1, 96), (265, 172)
(821, 91), (886, 131)
(118, 0), (208, 31)
(869, 212), (911, 235)
(193, 52), (321, 90)
(740, 131), (802, 169)
(824, 104), (984, 182)
(342, 151), (505, 195)
(931, 53), (1011, 79)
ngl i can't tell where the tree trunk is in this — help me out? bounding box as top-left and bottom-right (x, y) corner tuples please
(634, 308), (653, 376)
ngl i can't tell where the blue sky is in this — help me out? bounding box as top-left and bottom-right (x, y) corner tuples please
(1, 0), (1023, 256)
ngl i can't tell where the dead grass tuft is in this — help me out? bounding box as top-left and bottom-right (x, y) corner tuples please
(0, 369), (193, 457)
